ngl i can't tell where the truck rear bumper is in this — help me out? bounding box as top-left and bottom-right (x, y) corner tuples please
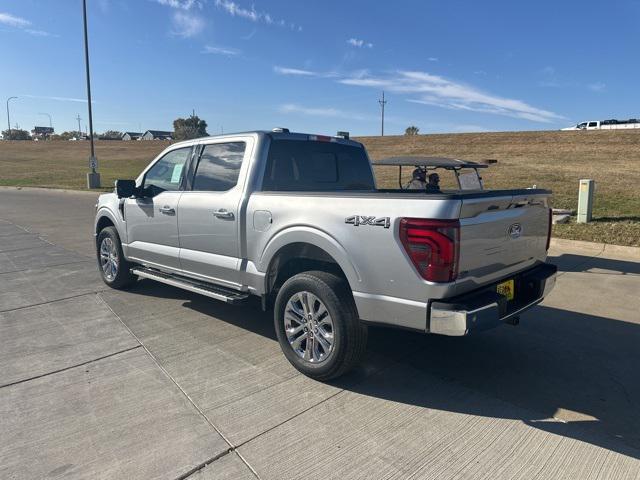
(428, 262), (557, 336)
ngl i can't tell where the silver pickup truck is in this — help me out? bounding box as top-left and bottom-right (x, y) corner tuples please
(94, 129), (556, 380)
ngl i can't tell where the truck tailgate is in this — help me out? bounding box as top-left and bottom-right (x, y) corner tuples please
(457, 192), (550, 291)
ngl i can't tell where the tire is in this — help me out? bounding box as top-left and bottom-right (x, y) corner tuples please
(274, 270), (368, 381)
(96, 226), (136, 289)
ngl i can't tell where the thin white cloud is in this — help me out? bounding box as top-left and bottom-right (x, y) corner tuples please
(24, 29), (58, 37)
(154, 0), (201, 9)
(427, 57), (438, 62)
(202, 44), (240, 56)
(20, 94), (90, 103)
(274, 66), (317, 76)
(279, 103), (373, 121)
(340, 70), (563, 123)
(0, 12), (30, 28)
(273, 65), (340, 79)
(588, 82), (606, 92)
(347, 38), (373, 48)
(171, 11), (205, 37)
(540, 65), (556, 76)
(215, 0), (301, 31)
(241, 28), (256, 40)
(0, 12), (56, 37)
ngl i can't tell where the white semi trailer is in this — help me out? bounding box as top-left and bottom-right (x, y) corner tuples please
(562, 119), (640, 130)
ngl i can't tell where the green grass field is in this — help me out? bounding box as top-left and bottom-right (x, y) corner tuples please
(1, 129), (638, 246)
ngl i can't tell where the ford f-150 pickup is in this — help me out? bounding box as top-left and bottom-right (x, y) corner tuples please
(94, 129), (556, 380)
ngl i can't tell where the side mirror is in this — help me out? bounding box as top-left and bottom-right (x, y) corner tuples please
(115, 179), (137, 198)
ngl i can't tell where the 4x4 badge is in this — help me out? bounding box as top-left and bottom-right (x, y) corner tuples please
(345, 215), (390, 229)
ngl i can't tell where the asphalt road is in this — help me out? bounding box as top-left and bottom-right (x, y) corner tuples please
(1, 187), (639, 479)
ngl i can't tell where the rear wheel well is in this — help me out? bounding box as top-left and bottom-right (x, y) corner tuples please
(265, 243), (351, 307)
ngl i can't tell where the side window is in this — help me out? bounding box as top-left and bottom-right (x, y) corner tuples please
(144, 147), (191, 194)
(588, 122), (598, 128)
(192, 142), (246, 191)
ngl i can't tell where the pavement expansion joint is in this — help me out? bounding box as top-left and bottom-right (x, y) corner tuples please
(233, 342), (425, 451)
(0, 217), (94, 259)
(0, 259), (95, 277)
(0, 289), (109, 314)
(0, 345), (142, 389)
(97, 292), (262, 479)
(0, 244), (63, 254)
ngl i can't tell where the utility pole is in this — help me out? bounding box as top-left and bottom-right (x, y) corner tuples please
(83, 0), (100, 188)
(378, 91), (387, 136)
(76, 115), (82, 136)
(6, 96), (17, 140)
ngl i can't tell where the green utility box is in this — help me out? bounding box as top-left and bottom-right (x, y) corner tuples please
(577, 179), (595, 223)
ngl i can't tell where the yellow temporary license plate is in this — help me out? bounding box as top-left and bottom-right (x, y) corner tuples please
(497, 279), (515, 301)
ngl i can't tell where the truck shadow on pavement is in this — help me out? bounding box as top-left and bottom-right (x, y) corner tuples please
(549, 253), (640, 275)
(128, 275), (640, 460)
(353, 309), (640, 460)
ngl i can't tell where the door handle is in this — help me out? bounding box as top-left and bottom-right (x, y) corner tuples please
(213, 209), (234, 220)
(159, 206), (175, 215)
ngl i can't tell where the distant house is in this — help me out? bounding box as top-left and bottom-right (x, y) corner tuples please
(141, 130), (173, 141)
(31, 126), (54, 140)
(122, 131), (142, 141)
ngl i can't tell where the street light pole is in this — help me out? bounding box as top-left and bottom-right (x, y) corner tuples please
(6, 96), (17, 140)
(38, 113), (53, 128)
(82, 0), (100, 188)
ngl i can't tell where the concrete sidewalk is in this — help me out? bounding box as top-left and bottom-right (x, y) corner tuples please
(1, 188), (639, 479)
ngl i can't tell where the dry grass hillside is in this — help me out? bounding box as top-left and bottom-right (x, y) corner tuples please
(358, 130), (640, 246)
(0, 140), (167, 190)
(0, 129), (638, 245)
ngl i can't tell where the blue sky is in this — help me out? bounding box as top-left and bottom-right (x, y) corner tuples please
(1, 0), (638, 136)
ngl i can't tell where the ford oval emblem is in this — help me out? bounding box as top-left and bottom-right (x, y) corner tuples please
(508, 223), (523, 239)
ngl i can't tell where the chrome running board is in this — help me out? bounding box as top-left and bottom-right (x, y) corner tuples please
(131, 267), (250, 305)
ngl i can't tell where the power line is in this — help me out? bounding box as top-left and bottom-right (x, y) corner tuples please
(378, 91), (387, 136)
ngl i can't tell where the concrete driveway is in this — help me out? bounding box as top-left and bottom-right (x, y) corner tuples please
(1, 187), (639, 479)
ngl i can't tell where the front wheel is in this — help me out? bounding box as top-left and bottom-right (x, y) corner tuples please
(96, 226), (136, 289)
(274, 271), (368, 381)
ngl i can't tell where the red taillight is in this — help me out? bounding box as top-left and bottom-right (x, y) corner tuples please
(309, 135), (332, 142)
(399, 218), (460, 282)
(546, 207), (552, 251)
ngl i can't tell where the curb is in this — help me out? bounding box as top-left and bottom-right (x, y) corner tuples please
(0, 186), (102, 196)
(550, 237), (640, 259)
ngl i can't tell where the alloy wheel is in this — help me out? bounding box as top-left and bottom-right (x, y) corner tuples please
(284, 291), (335, 363)
(99, 237), (118, 281)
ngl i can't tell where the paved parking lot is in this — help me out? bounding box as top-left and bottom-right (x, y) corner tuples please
(1, 187), (640, 479)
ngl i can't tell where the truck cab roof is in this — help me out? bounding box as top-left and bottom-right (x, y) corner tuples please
(169, 129), (363, 149)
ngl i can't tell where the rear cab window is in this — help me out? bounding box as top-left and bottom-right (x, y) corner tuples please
(192, 142), (246, 191)
(262, 139), (375, 191)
